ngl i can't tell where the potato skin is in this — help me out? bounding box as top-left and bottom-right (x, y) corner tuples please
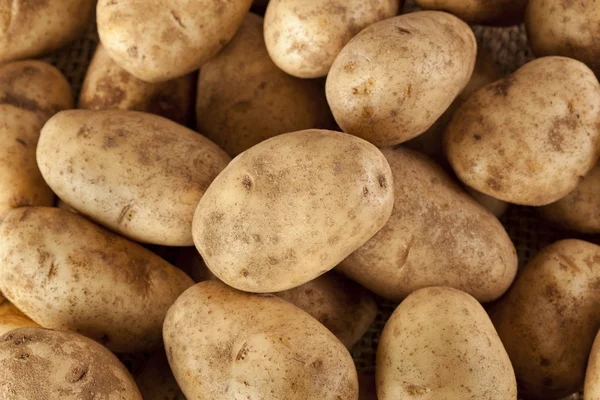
(585, 330), (600, 400)
(415, 0), (528, 25)
(196, 13), (333, 156)
(163, 280), (359, 399)
(37, 110), (231, 246)
(325, 11), (476, 146)
(0, 327), (142, 399)
(0, 207), (194, 353)
(377, 287), (517, 399)
(445, 57), (600, 206)
(135, 351), (185, 400)
(0, 294), (38, 336)
(193, 129), (394, 293)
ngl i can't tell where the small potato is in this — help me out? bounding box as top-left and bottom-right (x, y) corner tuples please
(196, 13), (333, 156)
(445, 57), (600, 206)
(0, 294), (38, 336)
(326, 11), (476, 146)
(163, 280), (359, 399)
(0, 327), (142, 399)
(466, 187), (509, 217)
(193, 129), (394, 293)
(415, 0), (528, 25)
(37, 110), (231, 246)
(135, 351), (185, 400)
(0, 207), (194, 353)
(377, 287), (517, 399)
(264, 0), (400, 78)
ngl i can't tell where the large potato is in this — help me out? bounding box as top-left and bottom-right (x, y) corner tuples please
(0, 207), (194, 353)
(586, 330), (600, 400)
(337, 147), (517, 303)
(196, 13), (333, 156)
(326, 11), (476, 146)
(415, 0), (528, 25)
(0, 294), (38, 336)
(193, 129), (394, 293)
(37, 110), (231, 246)
(377, 287), (517, 399)
(163, 280), (359, 399)
(445, 57), (600, 206)
(135, 351), (185, 400)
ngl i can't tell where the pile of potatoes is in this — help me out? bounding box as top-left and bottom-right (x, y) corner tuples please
(0, 0), (599, 399)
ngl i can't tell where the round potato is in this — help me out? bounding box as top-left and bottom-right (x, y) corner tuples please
(264, 0), (400, 79)
(326, 11), (476, 146)
(0, 207), (194, 353)
(415, 0), (528, 25)
(163, 280), (359, 399)
(135, 351), (185, 400)
(377, 287), (517, 399)
(196, 13), (333, 156)
(97, 0), (253, 82)
(0, 294), (38, 336)
(193, 129), (394, 293)
(445, 56), (600, 206)
(585, 330), (600, 400)
(0, 327), (142, 399)
(37, 110), (231, 246)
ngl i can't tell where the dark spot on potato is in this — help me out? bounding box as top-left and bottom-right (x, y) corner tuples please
(236, 342), (249, 361)
(170, 10), (185, 28)
(258, 81), (267, 90)
(241, 269), (249, 277)
(103, 136), (118, 149)
(486, 178), (502, 191)
(362, 107), (373, 118)
(540, 357), (551, 366)
(378, 175), (387, 189)
(473, 135), (481, 141)
(363, 187), (369, 196)
(127, 46), (138, 58)
(344, 62), (356, 73)
(311, 359), (323, 368)
(242, 175), (253, 190)
(66, 365), (88, 383)
(18, 352), (29, 360)
(395, 26), (411, 34)
(490, 77), (514, 97)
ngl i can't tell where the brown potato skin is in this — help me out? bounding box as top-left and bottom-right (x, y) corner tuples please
(135, 351), (185, 400)
(415, 0), (528, 26)
(0, 294), (38, 336)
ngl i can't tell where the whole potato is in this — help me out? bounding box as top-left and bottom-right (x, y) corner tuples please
(163, 280), (359, 399)
(0, 207), (194, 353)
(0, 327), (142, 399)
(337, 147), (517, 303)
(490, 239), (600, 399)
(377, 287), (517, 399)
(193, 129), (394, 293)
(326, 11), (476, 146)
(415, 0), (528, 25)
(586, 330), (600, 400)
(37, 110), (231, 246)
(264, 0), (400, 78)
(135, 351), (185, 400)
(445, 57), (600, 206)
(0, 294), (38, 336)
(97, 0), (253, 82)
(196, 13), (333, 156)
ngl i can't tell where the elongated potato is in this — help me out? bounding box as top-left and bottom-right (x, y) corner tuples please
(163, 280), (359, 399)
(0, 207), (194, 353)
(415, 0), (528, 25)
(0, 294), (38, 336)
(37, 110), (231, 246)
(135, 351), (185, 400)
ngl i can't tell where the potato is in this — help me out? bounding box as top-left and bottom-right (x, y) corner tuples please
(377, 287), (517, 399)
(135, 351), (185, 400)
(466, 187), (509, 217)
(0, 327), (142, 399)
(337, 147), (517, 303)
(0, 1), (95, 63)
(37, 110), (231, 246)
(490, 239), (600, 399)
(163, 280), (359, 399)
(196, 13), (333, 156)
(264, 0), (400, 79)
(193, 129), (394, 293)
(277, 272), (377, 349)
(79, 44), (195, 126)
(0, 294), (38, 336)
(326, 11), (476, 146)
(97, 0), (253, 83)
(586, 331), (600, 400)
(0, 207), (194, 353)
(445, 57), (600, 206)
(415, 0), (528, 25)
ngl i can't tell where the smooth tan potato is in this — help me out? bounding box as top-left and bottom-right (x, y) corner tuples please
(163, 280), (359, 399)
(586, 331), (600, 400)
(466, 187), (509, 217)
(445, 57), (600, 206)
(79, 44), (195, 126)
(326, 11), (476, 146)
(337, 147), (517, 303)
(135, 351), (185, 400)
(0, 327), (142, 399)
(193, 129), (394, 293)
(0, 294), (38, 336)
(97, 0), (253, 82)
(0, 207), (194, 353)
(377, 287), (517, 399)
(264, 0), (400, 78)
(490, 239), (600, 400)
(415, 0), (528, 25)
(37, 110), (231, 246)
(196, 13), (333, 157)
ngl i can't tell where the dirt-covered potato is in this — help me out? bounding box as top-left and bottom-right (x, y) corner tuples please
(0, 207), (194, 353)
(326, 11), (476, 147)
(490, 239), (600, 399)
(0, 294), (38, 336)
(135, 351), (185, 400)
(415, 0), (528, 25)
(79, 44), (195, 126)
(97, 0), (253, 83)
(196, 13), (333, 157)
(337, 147), (517, 303)
(0, 327), (142, 399)
(163, 280), (359, 399)
(193, 129), (394, 293)
(445, 57), (600, 206)
(37, 110), (231, 246)
(377, 287), (517, 399)
(264, 0), (400, 79)
(466, 187), (509, 217)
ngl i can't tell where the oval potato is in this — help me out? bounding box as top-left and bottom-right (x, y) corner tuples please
(415, 0), (528, 25)
(135, 351), (185, 400)
(585, 330), (600, 400)
(0, 294), (38, 336)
